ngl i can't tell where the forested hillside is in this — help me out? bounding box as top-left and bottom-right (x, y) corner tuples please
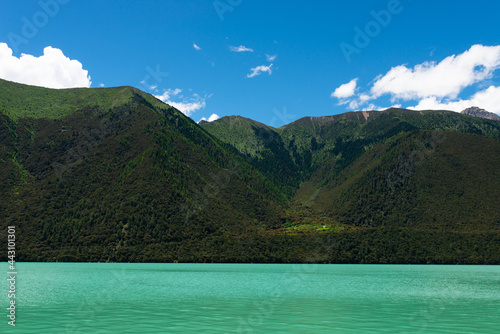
(1, 78), (499, 263)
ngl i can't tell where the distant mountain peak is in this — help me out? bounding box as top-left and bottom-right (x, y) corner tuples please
(461, 106), (500, 121)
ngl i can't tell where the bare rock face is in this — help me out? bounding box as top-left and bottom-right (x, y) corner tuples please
(461, 106), (500, 121)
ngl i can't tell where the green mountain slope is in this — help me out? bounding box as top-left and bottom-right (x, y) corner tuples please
(202, 116), (301, 198)
(200, 115), (275, 157)
(1, 79), (500, 264)
(0, 79), (149, 120)
(201, 108), (500, 264)
(312, 130), (500, 230)
(0, 79), (286, 262)
(204, 108), (500, 203)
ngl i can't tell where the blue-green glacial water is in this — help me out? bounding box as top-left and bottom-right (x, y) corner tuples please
(2, 263), (499, 333)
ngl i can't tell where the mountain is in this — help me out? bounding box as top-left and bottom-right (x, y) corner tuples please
(1, 78), (500, 264)
(202, 116), (300, 197)
(313, 130), (500, 230)
(0, 79), (286, 262)
(203, 108), (500, 205)
(461, 106), (500, 121)
(202, 108), (500, 263)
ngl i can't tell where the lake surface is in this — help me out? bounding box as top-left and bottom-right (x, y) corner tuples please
(1, 263), (499, 333)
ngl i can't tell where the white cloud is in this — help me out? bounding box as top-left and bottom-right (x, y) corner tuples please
(359, 94), (371, 103)
(331, 78), (358, 99)
(361, 103), (382, 111)
(168, 101), (206, 116)
(140, 80), (159, 92)
(207, 113), (220, 122)
(193, 43), (201, 51)
(230, 45), (254, 52)
(266, 54), (277, 62)
(198, 113), (220, 123)
(247, 64), (273, 78)
(154, 88), (206, 117)
(370, 44), (500, 100)
(348, 100), (359, 110)
(171, 88), (181, 96)
(331, 45), (500, 115)
(154, 88), (182, 101)
(99, 83), (105, 87)
(0, 43), (91, 89)
(408, 86), (500, 114)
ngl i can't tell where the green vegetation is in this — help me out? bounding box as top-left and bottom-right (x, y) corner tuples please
(1, 78), (499, 264)
(0, 78), (142, 120)
(314, 131), (500, 230)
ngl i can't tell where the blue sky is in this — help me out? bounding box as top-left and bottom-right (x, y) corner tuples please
(1, 0), (500, 125)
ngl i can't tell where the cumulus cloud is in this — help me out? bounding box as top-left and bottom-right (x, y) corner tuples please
(168, 101), (206, 116)
(0, 43), (91, 88)
(208, 113), (220, 122)
(155, 88), (181, 101)
(408, 86), (500, 114)
(230, 45), (254, 52)
(247, 64), (273, 78)
(140, 81), (159, 92)
(154, 88), (206, 117)
(199, 113), (220, 123)
(331, 78), (358, 99)
(331, 45), (500, 114)
(370, 44), (500, 100)
(193, 43), (201, 51)
(266, 54), (277, 62)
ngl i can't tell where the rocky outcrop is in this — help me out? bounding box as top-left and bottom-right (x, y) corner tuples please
(461, 107), (500, 121)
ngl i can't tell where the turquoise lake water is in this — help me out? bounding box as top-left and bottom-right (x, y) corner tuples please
(1, 263), (499, 333)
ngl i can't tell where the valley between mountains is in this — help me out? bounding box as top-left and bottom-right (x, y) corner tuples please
(1, 78), (499, 264)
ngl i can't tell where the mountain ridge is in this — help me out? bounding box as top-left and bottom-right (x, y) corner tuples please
(1, 79), (499, 264)
(461, 106), (500, 121)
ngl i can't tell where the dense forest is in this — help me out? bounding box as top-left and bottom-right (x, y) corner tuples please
(1, 78), (499, 264)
